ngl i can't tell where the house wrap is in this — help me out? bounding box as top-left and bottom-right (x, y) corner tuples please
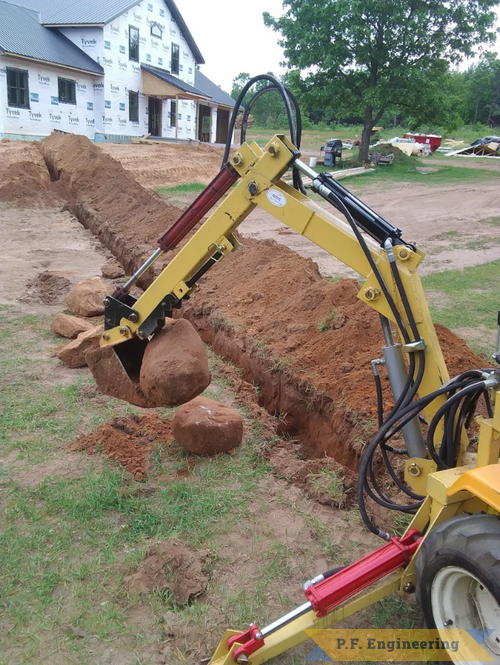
(0, 0), (235, 142)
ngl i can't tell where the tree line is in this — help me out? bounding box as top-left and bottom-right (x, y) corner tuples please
(230, 0), (500, 162)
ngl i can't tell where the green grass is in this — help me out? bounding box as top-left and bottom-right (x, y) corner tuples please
(244, 122), (494, 152)
(422, 260), (500, 356)
(155, 182), (206, 195)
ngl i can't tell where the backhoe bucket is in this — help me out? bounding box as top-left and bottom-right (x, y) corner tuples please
(86, 340), (160, 408)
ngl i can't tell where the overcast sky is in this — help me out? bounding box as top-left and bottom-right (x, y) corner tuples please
(180, 0), (287, 93)
(180, 1), (500, 95)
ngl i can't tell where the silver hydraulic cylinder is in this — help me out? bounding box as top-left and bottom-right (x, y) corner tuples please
(380, 318), (426, 459)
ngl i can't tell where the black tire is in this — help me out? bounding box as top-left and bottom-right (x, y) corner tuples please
(416, 513), (500, 664)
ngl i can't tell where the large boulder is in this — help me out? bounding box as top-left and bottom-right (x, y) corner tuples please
(50, 312), (94, 339)
(56, 325), (103, 368)
(172, 396), (244, 455)
(139, 319), (211, 407)
(65, 278), (109, 317)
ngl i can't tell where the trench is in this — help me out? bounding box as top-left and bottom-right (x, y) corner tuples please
(35, 136), (390, 472)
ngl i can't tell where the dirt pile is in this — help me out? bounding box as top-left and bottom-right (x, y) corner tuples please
(39, 133), (183, 284)
(124, 539), (209, 603)
(23, 271), (72, 305)
(99, 140), (224, 189)
(71, 412), (172, 480)
(40, 134), (488, 470)
(0, 141), (63, 207)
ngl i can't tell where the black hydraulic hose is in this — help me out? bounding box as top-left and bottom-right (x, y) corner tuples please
(223, 74), (297, 166)
(317, 184), (410, 344)
(374, 371), (384, 428)
(426, 381), (490, 470)
(358, 377), (478, 536)
(239, 85), (305, 194)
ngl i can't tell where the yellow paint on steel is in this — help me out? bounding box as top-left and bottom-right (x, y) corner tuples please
(208, 578), (401, 665)
(99, 134), (463, 490)
(447, 464), (500, 512)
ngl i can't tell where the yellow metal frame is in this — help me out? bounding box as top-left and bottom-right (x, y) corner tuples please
(98, 135), (500, 664)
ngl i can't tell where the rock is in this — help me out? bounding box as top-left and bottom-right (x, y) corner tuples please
(139, 319), (211, 407)
(172, 396), (243, 455)
(56, 325), (103, 368)
(101, 259), (125, 279)
(0, 138), (10, 143)
(50, 312), (94, 339)
(65, 278), (109, 317)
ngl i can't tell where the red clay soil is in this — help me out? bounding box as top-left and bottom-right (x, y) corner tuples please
(34, 135), (488, 470)
(39, 134), (182, 285)
(0, 142), (64, 207)
(71, 412), (172, 480)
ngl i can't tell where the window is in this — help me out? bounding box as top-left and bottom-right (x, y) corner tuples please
(7, 67), (29, 108)
(170, 99), (176, 127)
(150, 23), (162, 39)
(58, 77), (76, 104)
(129, 25), (139, 62)
(129, 90), (139, 122)
(171, 43), (179, 75)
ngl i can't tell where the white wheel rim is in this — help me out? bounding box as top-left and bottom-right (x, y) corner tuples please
(431, 565), (500, 664)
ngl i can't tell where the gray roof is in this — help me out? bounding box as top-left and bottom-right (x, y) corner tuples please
(4, 0), (204, 63)
(141, 63), (208, 98)
(195, 69), (235, 108)
(0, 0), (104, 74)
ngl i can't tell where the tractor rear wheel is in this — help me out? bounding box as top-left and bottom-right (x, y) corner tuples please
(415, 513), (500, 664)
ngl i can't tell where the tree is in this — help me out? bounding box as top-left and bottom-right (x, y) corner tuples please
(230, 72), (294, 129)
(264, 0), (499, 161)
(463, 52), (500, 126)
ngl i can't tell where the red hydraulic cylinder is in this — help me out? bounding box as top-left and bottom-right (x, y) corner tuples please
(157, 162), (239, 252)
(304, 529), (422, 617)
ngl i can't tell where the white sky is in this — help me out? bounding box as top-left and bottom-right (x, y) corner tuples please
(179, 0), (287, 93)
(180, 1), (500, 94)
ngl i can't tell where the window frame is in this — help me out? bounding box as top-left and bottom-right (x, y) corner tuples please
(170, 99), (176, 128)
(150, 22), (163, 39)
(171, 43), (179, 75)
(58, 77), (76, 105)
(129, 25), (140, 62)
(129, 90), (139, 123)
(6, 67), (30, 109)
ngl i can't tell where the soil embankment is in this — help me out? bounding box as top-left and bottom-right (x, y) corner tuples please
(37, 134), (487, 468)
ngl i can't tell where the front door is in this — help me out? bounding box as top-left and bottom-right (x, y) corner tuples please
(148, 97), (161, 136)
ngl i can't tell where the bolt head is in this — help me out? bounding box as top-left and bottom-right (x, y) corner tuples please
(102, 333), (110, 341)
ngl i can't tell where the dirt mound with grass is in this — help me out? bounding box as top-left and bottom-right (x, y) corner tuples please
(125, 539), (209, 603)
(39, 133), (183, 284)
(23, 270), (73, 305)
(71, 412), (172, 480)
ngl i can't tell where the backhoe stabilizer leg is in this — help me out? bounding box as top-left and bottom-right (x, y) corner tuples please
(208, 531), (421, 664)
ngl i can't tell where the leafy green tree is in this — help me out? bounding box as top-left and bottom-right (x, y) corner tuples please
(463, 52), (500, 126)
(230, 72), (295, 129)
(264, 0), (499, 161)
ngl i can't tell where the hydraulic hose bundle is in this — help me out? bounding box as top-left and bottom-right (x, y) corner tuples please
(222, 78), (498, 540)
